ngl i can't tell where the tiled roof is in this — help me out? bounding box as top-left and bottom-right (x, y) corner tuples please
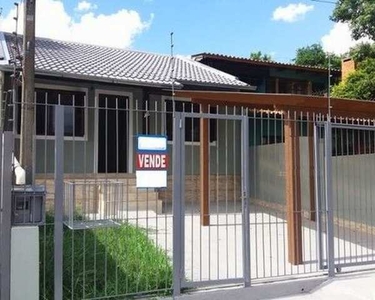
(0, 32), (253, 90)
(192, 52), (342, 73)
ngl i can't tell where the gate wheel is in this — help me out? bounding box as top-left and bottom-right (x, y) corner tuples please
(336, 267), (342, 273)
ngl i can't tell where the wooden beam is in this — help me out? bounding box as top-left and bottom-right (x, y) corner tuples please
(200, 104), (210, 226)
(308, 123), (316, 221)
(284, 118), (303, 265)
(176, 90), (375, 119)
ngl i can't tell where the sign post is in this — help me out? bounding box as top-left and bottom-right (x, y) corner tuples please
(136, 135), (168, 188)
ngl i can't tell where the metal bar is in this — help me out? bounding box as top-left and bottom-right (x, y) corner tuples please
(0, 131), (14, 300)
(241, 114), (251, 287)
(54, 105), (64, 300)
(172, 112), (183, 297)
(314, 123), (324, 270)
(332, 123), (375, 131)
(181, 278), (243, 288)
(334, 260), (375, 269)
(181, 112), (186, 286)
(181, 112), (244, 120)
(200, 105), (210, 226)
(225, 107), (229, 279)
(324, 121), (335, 277)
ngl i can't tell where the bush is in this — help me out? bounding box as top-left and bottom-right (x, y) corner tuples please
(332, 58), (375, 101)
(40, 216), (172, 299)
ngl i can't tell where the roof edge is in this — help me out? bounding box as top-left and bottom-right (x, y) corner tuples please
(192, 52), (341, 74)
(178, 79), (256, 91)
(0, 65), (186, 89)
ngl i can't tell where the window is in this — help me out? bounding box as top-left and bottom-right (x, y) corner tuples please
(17, 88), (86, 138)
(165, 99), (217, 142)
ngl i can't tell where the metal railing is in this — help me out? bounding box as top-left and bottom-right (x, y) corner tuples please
(1, 90), (375, 299)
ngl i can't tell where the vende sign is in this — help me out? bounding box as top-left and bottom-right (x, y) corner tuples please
(136, 135), (168, 188)
(137, 153), (168, 170)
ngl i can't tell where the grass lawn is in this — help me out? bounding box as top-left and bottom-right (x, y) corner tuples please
(40, 216), (172, 299)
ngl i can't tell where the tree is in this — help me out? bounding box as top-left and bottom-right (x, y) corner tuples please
(293, 43), (341, 69)
(349, 43), (375, 63)
(331, 0), (375, 41)
(249, 51), (272, 61)
(332, 58), (375, 100)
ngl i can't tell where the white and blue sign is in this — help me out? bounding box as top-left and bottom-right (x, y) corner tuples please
(136, 135), (168, 188)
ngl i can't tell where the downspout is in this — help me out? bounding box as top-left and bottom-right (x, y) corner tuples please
(13, 156), (26, 185)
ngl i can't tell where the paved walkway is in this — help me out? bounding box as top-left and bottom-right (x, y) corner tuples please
(128, 204), (375, 283)
(276, 270), (375, 300)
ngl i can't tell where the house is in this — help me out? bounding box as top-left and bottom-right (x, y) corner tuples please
(2, 31), (375, 273)
(0, 31), (254, 177)
(192, 53), (341, 95)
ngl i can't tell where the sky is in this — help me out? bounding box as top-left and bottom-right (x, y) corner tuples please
(0, 0), (369, 62)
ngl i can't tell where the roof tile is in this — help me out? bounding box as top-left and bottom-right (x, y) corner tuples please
(2, 33), (253, 89)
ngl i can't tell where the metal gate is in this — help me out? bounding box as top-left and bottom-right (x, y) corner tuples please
(315, 120), (375, 276)
(172, 111), (250, 295)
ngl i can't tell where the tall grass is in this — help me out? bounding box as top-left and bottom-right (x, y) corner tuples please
(40, 216), (172, 299)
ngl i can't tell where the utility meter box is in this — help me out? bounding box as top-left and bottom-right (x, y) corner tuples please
(12, 185), (46, 226)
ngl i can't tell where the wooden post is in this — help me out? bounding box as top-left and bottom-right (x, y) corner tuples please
(307, 81), (313, 95)
(284, 118), (303, 265)
(308, 122), (316, 221)
(275, 78), (279, 93)
(20, 0), (36, 185)
(200, 104), (210, 226)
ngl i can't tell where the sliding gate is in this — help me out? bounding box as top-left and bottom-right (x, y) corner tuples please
(315, 121), (375, 276)
(172, 111), (250, 295)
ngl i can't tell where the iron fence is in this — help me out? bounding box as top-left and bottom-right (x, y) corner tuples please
(1, 90), (375, 299)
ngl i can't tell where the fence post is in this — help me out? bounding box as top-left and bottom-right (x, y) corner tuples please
(54, 105), (64, 300)
(0, 131), (14, 300)
(314, 123), (324, 270)
(324, 121), (335, 277)
(241, 114), (251, 287)
(172, 112), (183, 297)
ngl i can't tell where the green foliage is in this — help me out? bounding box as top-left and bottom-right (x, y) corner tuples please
(349, 43), (375, 63)
(332, 58), (375, 100)
(40, 216), (172, 300)
(293, 43), (341, 69)
(331, 0), (375, 41)
(249, 51), (273, 61)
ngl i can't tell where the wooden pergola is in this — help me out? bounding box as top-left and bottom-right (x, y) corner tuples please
(175, 90), (375, 266)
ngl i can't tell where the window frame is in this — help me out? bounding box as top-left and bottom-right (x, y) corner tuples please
(16, 84), (89, 141)
(161, 96), (218, 145)
(94, 89), (134, 174)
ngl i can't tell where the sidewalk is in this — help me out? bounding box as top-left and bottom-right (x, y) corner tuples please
(172, 270), (375, 300)
(276, 270), (375, 300)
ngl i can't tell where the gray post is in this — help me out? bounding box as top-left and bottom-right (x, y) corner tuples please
(172, 112), (183, 297)
(324, 121), (335, 277)
(314, 123), (324, 270)
(241, 115), (251, 287)
(0, 131), (14, 300)
(54, 105), (64, 299)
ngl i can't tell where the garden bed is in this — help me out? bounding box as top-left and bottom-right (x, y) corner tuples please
(40, 215), (172, 299)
